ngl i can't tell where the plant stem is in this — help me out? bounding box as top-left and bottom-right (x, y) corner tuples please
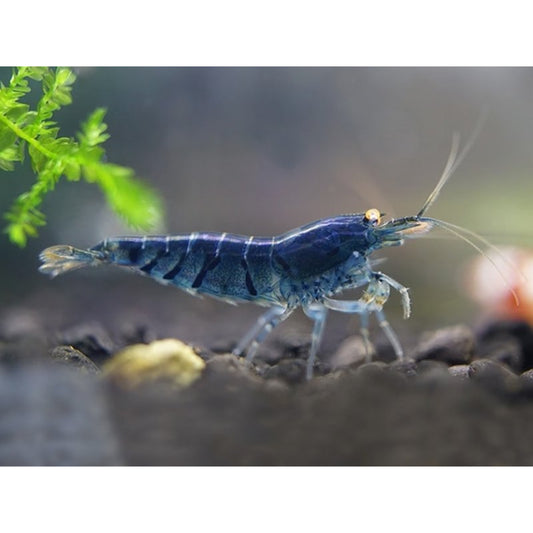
(0, 113), (57, 160)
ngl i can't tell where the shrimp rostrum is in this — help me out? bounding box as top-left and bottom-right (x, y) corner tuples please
(39, 133), (510, 379)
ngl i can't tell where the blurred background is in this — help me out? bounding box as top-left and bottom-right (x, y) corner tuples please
(0, 67), (532, 350)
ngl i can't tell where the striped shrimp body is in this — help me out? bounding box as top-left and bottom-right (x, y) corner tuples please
(40, 216), (424, 378)
(40, 132), (509, 379)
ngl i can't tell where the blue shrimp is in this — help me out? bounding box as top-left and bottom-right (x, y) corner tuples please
(39, 133), (511, 379)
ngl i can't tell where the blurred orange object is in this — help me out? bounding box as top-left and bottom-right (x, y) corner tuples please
(466, 247), (533, 325)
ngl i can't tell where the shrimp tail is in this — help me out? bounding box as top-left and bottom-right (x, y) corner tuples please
(39, 245), (105, 278)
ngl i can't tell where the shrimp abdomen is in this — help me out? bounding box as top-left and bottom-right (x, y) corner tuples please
(92, 234), (278, 304)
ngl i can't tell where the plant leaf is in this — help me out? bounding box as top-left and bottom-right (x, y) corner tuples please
(1, 67), (165, 246)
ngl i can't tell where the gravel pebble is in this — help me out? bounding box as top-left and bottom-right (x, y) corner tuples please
(414, 325), (475, 365)
(263, 359), (308, 385)
(59, 323), (115, 365)
(468, 359), (520, 395)
(476, 336), (523, 373)
(355, 361), (388, 378)
(520, 368), (533, 383)
(519, 369), (533, 397)
(448, 365), (471, 381)
(477, 320), (533, 371)
(329, 336), (370, 370)
(49, 345), (100, 375)
(417, 360), (449, 374)
(389, 357), (417, 378)
(416, 360), (451, 383)
(204, 354), (260, 382)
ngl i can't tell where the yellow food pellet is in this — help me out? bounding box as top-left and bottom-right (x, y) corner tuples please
(103, 338), (205, 388)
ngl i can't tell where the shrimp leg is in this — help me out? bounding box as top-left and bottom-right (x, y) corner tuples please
(232, 305), (292, 361)
(303, 304), (328, 380)
(375, 272), (411, 319)
(323, 275), (404, 359)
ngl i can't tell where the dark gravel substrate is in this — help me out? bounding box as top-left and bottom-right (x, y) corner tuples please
(2, 308), (533, 465)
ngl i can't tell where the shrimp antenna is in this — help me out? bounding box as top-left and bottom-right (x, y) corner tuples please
(414, 110), (523, 305)
(422, 216), (521, 307)
(417, 111), (487, 218)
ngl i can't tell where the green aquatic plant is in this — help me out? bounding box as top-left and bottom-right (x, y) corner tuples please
(0, 66), (164, 246)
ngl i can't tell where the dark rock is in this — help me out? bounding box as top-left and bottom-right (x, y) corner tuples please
(263, 359), (308, 385)
(518, 370), (533, 399)
(204, 354), (260, 383)
(247, 357), (271, 376)
(416, 360), (451, 383)
(518, 369), (533, 398)
(477, 320), (533, 371)
(329, 335), (370, 370)
(313, 360), (331, 377)
(519, 369), (533, 397)
(476, 336), (523, 373)
(520, 368), (533, 383)
(59, 323), (115, 365)
(414, 325), (475, 365)
(417, 360), (449, 374)
(468, 359), (520, 395)
(355, 361), (388, 378)
(188, 344), (212, 362)
(309, 369), (347, 387)
(448, 365), (471, 380)
(263, 378), (291, 393)
(49, 345), (100, 375)
(389, 357), (417, 378)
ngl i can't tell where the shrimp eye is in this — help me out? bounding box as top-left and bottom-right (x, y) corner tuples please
(364, 208), (381, 225)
